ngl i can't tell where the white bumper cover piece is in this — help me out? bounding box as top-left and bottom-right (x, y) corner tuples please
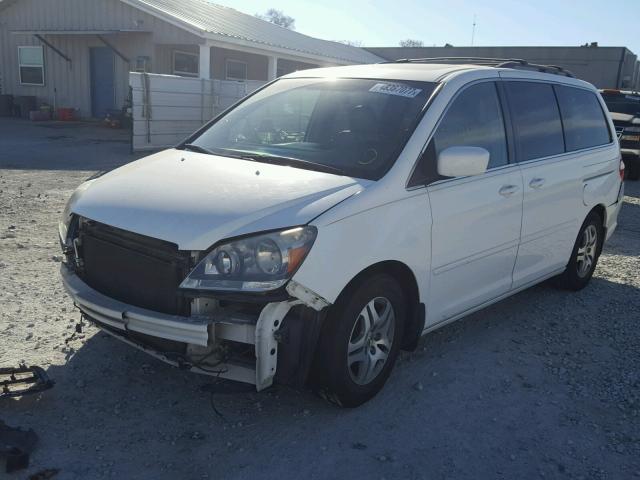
(60, 266), (210, 346)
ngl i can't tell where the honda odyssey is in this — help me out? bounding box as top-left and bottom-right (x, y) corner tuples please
(59, 59), (625, 406)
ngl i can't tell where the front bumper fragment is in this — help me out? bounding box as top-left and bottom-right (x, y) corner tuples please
(60, 266), (319, 391)
(60, 266), (210, 346)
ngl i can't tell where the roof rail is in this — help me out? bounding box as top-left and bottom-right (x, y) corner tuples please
(386, 57), (575, 78)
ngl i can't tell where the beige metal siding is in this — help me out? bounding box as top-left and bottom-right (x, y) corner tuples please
(620, 51), (639, 90)
(0, 0), (201, 117)
(154, 44), (199, 76)
(155, 46), (277, 81)
(124, 0), (382, 64)
(277, 58), (318, 76)
(2, 0), (200, 41)
(0, 31), (154, 116)
(210, 47), (268, 81)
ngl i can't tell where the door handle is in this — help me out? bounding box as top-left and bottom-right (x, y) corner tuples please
(499, 184), (519, 197)
(529, 178), (545, 189)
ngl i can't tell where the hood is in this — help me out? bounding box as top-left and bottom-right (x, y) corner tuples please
(70, 149), (370, 250)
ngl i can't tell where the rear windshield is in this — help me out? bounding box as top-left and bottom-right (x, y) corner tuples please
(188, 78), (437, 180)
(602, 93), (640, 115)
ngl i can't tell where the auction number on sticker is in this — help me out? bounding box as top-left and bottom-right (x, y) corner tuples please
(369, 83), (423, 98)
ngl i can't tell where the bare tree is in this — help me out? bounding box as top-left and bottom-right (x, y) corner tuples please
(336, 40), (363, 47)
(399, 39), (424, 47)
(256, 9), (295, 30)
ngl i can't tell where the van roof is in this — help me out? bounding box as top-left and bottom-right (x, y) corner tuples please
(284, 62), (488, 82)
(284, 60), (594, 89)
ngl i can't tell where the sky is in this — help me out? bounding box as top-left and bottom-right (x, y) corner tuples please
(214, 0), (640, 54)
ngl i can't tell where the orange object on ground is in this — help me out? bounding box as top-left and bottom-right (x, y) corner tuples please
(57, 108), (75, 121)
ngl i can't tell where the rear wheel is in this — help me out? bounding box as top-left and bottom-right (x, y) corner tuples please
(554, 212), (603, 291)
(313, 274), (405, 407)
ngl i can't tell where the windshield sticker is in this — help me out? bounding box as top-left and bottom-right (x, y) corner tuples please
(369, 83), (422, 98)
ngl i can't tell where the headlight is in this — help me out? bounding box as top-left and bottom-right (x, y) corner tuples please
(58, 176), (100, 244)
(58, 193), (79, 244)
(58, 204), (73, 244)
(180, 226), (317, 292)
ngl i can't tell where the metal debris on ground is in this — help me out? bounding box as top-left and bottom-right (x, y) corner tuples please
(0, 420), (38, 473)
(0, 366), (55, 399)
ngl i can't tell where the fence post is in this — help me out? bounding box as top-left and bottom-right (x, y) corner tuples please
(141, 72), (152, 144)
(200, 78), (205, 125)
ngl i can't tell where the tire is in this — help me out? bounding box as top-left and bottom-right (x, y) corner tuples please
(554, 211), (603, 291)
(312, 274), (406, 407)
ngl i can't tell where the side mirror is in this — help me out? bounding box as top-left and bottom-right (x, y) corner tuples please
(437, 146), (490, 178)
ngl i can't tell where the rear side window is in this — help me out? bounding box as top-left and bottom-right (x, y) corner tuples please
(505, 82), (565, 161)
(555, 86), (611, 151)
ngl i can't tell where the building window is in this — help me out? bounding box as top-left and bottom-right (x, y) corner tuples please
(18, 46), (45, 86)
(226, 59), (247, 81)
(135, 56), (151, 73)
(173, 50), (199, 77)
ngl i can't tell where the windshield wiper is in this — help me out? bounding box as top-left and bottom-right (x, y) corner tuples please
(237, 153), (346, 176)
(180, 145), (347, 176)
(180, 143), (217, 155)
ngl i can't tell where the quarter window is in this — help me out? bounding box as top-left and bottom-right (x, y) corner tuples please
(555, 86), (611, 151)
(18, 46), (45, 86)
(505, 82), (565, 161)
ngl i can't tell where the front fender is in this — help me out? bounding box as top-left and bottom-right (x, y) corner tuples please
(293, 190), (431, 305)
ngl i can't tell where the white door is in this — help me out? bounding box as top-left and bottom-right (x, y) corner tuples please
(424, 81), (524, 324)
(502, 80), (606, 288)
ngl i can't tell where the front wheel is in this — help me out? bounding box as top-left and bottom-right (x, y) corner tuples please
(312, 274), (405, 407)
(554, 212), (603, 291)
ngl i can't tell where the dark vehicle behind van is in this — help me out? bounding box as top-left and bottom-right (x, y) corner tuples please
(600, 89), (640, 180)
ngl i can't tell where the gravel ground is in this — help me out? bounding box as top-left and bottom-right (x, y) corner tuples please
(1, 119), (639, 479)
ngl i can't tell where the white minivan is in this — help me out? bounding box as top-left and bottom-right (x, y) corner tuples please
(60, 59), (625, 406)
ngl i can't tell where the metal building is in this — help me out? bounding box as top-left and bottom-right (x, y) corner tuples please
(0, 0), (381, 118)
(366, 46), (640, 91)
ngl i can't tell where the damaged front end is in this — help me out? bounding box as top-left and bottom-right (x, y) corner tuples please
(59, 216), (330, 391)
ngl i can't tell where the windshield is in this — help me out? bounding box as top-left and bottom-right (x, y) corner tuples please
(603, 94), (640, 116)
(187, 78), (437, 180)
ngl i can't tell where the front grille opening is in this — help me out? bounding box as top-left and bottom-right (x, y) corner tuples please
(222, 339), (256, 367)
(77, 218), (192, 315)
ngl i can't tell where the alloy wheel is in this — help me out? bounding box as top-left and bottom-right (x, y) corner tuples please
(576, 224), (598, 278)
(347, 297), (395, 385)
